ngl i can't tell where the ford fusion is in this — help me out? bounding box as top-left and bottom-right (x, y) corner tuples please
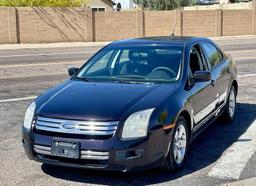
(22, 37), (238, 172)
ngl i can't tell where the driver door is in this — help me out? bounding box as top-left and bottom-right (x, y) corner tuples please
(188, 44), (217, 131)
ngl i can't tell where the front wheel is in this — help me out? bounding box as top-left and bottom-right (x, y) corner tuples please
(162, 116), (189, 172)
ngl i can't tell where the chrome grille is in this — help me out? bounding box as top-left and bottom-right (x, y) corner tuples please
(33, 144), (109, 160)
(80, 151), (109, 160)
(35, 116), (118, 136)
(33, 144), (51, 155)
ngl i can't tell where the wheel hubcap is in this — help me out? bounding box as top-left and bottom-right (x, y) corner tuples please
(229, 89), (236, 118)
(173, 124), (187, 164)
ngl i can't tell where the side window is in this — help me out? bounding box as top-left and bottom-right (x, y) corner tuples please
(201, 43), (221, 69)
(189, 45), (206, 76)
(218, 49), (224, 61)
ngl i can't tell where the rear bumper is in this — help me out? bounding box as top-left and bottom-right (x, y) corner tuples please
(22, 127), (171, 172)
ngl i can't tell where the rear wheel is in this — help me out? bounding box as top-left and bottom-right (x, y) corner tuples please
(163, 116), (189, 172)
(220, 85), (236, 122)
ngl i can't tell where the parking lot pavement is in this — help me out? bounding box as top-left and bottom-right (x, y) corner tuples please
(0, 36), (256, 186)
(221, 177), (256, 186)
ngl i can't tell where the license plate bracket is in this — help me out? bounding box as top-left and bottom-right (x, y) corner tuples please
(51, 139), (79, 159)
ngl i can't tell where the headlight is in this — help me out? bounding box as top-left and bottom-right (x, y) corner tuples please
(23, 101), (36, 130)
(121, 108), (154, 139)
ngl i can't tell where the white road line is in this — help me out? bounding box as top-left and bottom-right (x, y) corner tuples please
(0, 61), (83, 68)
(208, 120), (256, 180)
(234, 56), (256, 61)
(238, 74), (256, 78)
(0, 96), (36, 103)
(0, 50), (97, 58)
(0, 72), (66, 80)
(226, 49), (256, 54)
(217, 41), (256, 46)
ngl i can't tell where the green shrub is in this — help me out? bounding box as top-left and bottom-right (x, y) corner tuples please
(0, 0), (88, 7)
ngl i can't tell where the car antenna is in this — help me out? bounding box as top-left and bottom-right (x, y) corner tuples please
(170, 22), (177, 37)
(170, 10), (177, 37)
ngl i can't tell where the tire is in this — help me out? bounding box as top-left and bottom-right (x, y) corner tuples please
(220, 85), (237, 123)
(162, 116), (189, 172)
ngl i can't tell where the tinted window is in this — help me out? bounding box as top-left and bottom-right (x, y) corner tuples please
(201, 43), (221, 68)
(189, 45), (206, 75)
(77, 46), (184, 84)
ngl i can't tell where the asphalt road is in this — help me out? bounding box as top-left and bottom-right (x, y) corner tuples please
(0, 36), (256, 186)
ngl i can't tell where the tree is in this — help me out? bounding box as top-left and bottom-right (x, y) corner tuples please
(177, 0), (196, 7)
(134, 0), (196, 10)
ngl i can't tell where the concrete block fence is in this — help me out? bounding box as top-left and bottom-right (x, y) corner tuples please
(0, 6), (256, 44)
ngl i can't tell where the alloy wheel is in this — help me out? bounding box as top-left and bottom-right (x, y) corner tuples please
(228, 88), (236, 119)
(173, 124), (187, 164)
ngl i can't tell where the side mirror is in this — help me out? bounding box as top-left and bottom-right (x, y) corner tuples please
(194, 71), (211, 82)
(68, 67), (79, 77)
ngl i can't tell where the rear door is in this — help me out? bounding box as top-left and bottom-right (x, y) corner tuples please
(200, 42), (231, 111)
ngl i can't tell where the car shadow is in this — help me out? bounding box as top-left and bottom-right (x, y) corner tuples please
(41, 102), (256, 185)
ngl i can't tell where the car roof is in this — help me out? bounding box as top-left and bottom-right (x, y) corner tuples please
(109, 36), (211, 47)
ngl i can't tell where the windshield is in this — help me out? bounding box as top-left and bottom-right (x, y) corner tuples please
(76, 45), (183, 84)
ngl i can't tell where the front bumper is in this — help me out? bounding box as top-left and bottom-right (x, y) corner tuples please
(22, 127), (171, 172)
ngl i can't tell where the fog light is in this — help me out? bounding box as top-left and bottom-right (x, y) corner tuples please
(135, 149), (144, 156)
(115, 149), (144, 161)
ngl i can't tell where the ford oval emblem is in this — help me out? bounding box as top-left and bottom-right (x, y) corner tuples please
(61, 122), (77, 130)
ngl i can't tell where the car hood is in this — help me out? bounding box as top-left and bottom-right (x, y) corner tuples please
(36, 80), (177, 121)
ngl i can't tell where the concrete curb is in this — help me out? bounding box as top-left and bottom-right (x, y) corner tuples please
(209, 35), (256, 40)
(0, 41), (110, 50)
(0, 35), (256, 50)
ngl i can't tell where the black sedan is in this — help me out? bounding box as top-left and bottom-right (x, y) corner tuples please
(22, 36), (238, 172)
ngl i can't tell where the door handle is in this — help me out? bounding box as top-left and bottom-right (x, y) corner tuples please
(211, 79), (215, 86)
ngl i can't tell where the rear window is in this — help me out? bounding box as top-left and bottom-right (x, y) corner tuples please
(201, 43), (222, 68)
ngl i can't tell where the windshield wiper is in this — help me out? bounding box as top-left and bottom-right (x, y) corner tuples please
(110, 79), (132, 84)
(115, 79), (152, 85)
(116, 75), (147, 80)
(73, 76), (91, 82)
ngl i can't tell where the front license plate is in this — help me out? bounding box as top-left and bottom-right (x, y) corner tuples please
(51, 139), (79, 159)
